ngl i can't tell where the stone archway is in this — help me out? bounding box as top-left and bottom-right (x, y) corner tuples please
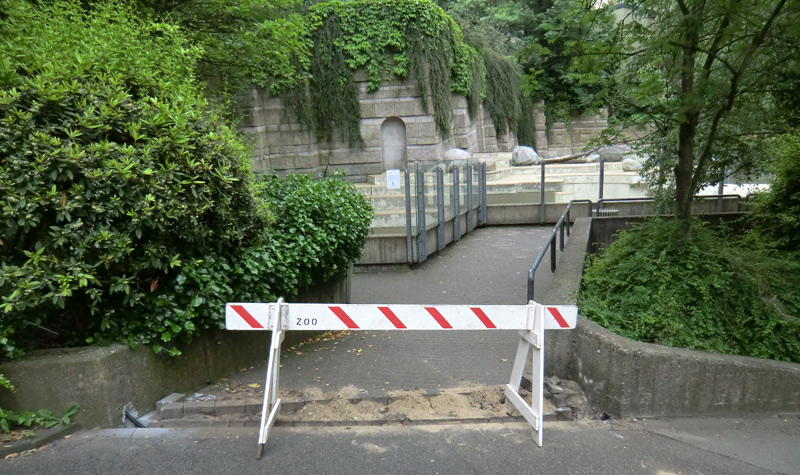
(381, 117), (407, 170)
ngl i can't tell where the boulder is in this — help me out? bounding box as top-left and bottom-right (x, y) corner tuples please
(597, 146), (625, 162)
(621, 157), (642, 172)
(512, 146), (540, 166)
(444, 148), (471, 161)
(583, 153), (600, 163)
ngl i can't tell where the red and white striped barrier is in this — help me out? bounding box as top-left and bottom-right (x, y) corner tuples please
(225, 299), (578, 458)
(226, 303), (576, 331)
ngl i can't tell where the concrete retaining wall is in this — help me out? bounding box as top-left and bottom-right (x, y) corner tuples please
(543, 217), (800, 417)
(0, 271), (351, 428)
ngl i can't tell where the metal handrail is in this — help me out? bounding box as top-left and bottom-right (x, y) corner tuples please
(527, 194), (745, 301)
(527, 200), (592, 301)
(596, 194), (744, 213)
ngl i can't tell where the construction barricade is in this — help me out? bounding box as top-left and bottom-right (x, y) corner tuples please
(226, 299), (577, 458)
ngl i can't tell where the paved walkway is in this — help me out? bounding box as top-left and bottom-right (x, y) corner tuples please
(196, 225), (555, 399)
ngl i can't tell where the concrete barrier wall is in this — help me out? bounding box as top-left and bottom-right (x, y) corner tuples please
(543, 217), (800, 417)
(0, 271), (351, 428)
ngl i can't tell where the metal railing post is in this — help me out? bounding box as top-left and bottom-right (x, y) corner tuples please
(452, 166), (461, 242)
(598, 156), (605, 214)
(540, 162), (546, 224)
(466, 165), (474, 233)
(416, 166), (427, 263)
(479, 162), (487, 226)
(404, 168), (413, 264)
(436, 166), (445, 252)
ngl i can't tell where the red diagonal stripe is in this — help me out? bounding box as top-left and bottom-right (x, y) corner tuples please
(547, 307), (569, 328)
(231, 305), (264, 329)
(425, 307), (452, 329)
(470, 307), (496, 328)
(378, 307), (406, 329)
(329, 306), (360, 329)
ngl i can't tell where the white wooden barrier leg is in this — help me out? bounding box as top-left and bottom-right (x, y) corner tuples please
(256, 299), (285, 459)
(504, 303), (545, 447)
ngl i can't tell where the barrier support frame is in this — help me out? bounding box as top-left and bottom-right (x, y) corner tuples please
(504, 302), (545, 446)
(256, 298), (286, 459)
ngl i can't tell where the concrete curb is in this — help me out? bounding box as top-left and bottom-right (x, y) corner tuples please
(0, 423), (79, 458)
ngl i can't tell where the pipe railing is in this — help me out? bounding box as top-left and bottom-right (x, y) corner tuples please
(527, 200), (592, 302)
(526, 194), (745, 301)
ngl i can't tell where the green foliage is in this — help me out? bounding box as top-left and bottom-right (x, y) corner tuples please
(747, 134), (800, 253)
(580, 218), (800, 362)
(0, 375), (79, 434)
(609, 0), (798, 218)
(139, 0), (311, 95)
(0, 0), (264, 357)
(293, 0), (471, 141)
(483, 50), (536, 147)
(254, 173), (374, 292)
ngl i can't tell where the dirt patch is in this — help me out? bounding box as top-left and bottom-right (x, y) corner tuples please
(279, 379), (597, 423)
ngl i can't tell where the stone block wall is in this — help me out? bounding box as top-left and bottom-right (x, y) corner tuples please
(535, 107), (609, 159)
(238, 73), (519, 180)
(238, 74), (607, 180)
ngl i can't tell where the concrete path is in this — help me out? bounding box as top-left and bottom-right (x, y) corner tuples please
(196, 225), (555, 399)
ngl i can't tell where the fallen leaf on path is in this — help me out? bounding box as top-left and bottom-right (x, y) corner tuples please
(4, 454), (18, 460)
(248, 383), (261, 388)
(501, 359), (508, 362)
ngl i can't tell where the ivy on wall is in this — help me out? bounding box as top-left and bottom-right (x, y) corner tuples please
(279, 0), (536, 147)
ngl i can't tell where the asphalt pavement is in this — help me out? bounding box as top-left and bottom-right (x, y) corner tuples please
(5, 418), (799, 475)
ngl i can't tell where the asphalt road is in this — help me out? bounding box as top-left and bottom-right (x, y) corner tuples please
(5, 417), (799, 475)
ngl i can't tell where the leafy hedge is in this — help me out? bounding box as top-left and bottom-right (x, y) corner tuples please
(579, 219), (800, 362)
(0, 1), (373, 358)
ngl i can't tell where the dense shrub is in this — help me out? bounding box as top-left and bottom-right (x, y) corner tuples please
(0, 1), (374, 358)
(748, 134), (800, 253)
(579, 219), (800, 362)
(135, 173), (373, 355)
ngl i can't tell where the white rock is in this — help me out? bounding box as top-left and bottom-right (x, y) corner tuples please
(621, 157), (643, 171)
(512, 146), (540, 166)
(444, 148), (471, 161)
(583, 154), (600, 163)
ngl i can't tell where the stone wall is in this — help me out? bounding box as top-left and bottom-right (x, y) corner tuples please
(535, 107), (609, 159)
(239, 74), (518, 181)
(238, 73), (610, 180)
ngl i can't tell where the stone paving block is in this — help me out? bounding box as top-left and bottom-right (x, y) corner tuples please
(215, 399), (246, 417)
(183, 400), (215, 416)
(156, 393), (184, 411)
(159, 402), (183, 420)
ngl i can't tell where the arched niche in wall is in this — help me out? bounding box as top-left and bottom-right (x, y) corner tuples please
(381, 117), (407, 170)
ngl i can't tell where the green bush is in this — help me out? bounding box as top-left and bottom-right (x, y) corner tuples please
(579, 218), (800, 362)
(748, 134), (800, 253)
(132, 173), (373, 354)
(0, 1), (263, 356)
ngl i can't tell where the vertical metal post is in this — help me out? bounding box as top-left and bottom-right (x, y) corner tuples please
(566, 208), (571, 237)
(550, 240), (556, 273)
(466, 165), (474, 232)
(598, 156), (605, 213)
(559, 221), (565, 251)
(404, 168), (413, 264)
(478, 162), (487, 226)
(416, 166), (427, 263)
(539, 162), (546, 224)
(436, 166), (445, 252)
(452, 166), (461, 242)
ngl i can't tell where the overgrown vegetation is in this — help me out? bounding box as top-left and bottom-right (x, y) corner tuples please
(0, 0), (373, 359)
(580, 219), (800, 362)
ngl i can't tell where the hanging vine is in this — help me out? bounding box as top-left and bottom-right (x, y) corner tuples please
(483, 49), (536, 148)
(279, 0), (531, 146)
